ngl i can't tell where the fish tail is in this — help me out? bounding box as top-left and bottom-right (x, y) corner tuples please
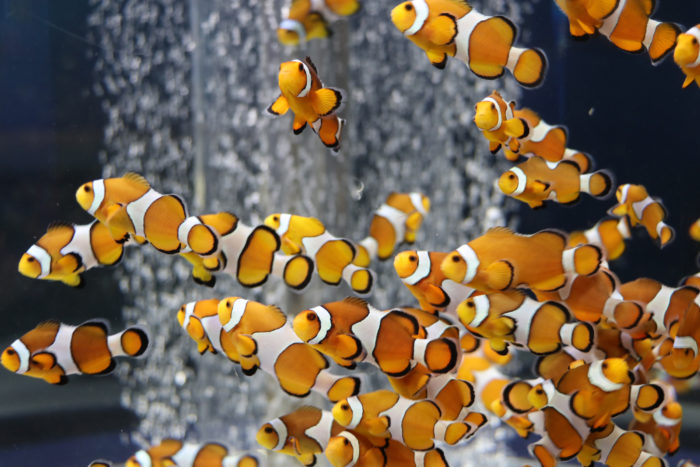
(434, 420), (467, 445)
(608, 300), (645, 329)
(580, 170), (613, 198)
(646, 20), (681, 65)
(312, 370), (361, 402)
(341, 264), (375, 296)
(316, 115), (344, 150)
(271, 253), (314, 291)
(559, 322), (594, 353)
(506, 46), (547, 88)
(236, 226), (280, 287)
(656, 221), (675, 248)
(633, 383), (665, 412)
(563, 244), (602, 276)
(352, 243), (371, 267)
(182, 218), (220, 256)
(418, 448), (448, 467)
(109, 326), (149, 358)
(563, 149), (593, 174)
(315, 238), (355, 285)
(415, 337), (458, 374)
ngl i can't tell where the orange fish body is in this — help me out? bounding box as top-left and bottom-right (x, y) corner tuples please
(498, 156), (612, 208)
(390, 0), (547, 87)
(473, 91), (528, 160)
(177, 299), (242, 362)
(277, 0), (361, 45)
(658, 303), (700, 379)
(568, 217), (632, 261)
(1, 320), (148, 385)
(441, 227), (602, 293)
(326, 431), (448, 467)
(117, 439), (258, 467)
(18, 220), (129, 288)
(630, 399), (683, 456)
(267, 57), (344, 150)
(674, 25), (700, 88)
(554, 0), (621, 37)
(609, 184), (675, 248)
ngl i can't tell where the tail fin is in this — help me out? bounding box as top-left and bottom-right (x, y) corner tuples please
(316, 115), (343, 150)
(559, 322), (594, 353)
(434, 420), (468, 445)
(313, 370), (362, 402)
(609, 300), (645, 329)
(237, 225), (280, 287)
(415, 337), (458, 374)
(580, 170), (613, 198)
(183, 218), (220, 257)
(646, 20), (681, 65)
(111, 326), (149, 358)
(507, 47), (548, 88)
(633, 383), (665, 412)
(272, 253), (313, 291)
(341, 264), (375, 296)
(417, 448), (448, 467)
(563, 148), (593, 173)
(563, 244), (601, 276)
(353, 243), (371, 267)
(657, 222), (675, 248)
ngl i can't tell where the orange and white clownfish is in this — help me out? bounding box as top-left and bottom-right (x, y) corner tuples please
(552, 0), (619, 37)
(264, 213), (374, 295)
(277, 0), (361, 46)
(690, 217), (700, 241)
(656, 303), (700, 379)
(355, 192), (431, 265)
(1, 320), (148, 385)
(267, 57), (345, 151)
(217, 296), (360, 402)
(498, 156), (612, 208)
(176, 299), (242, 363)
(577, 422), (667, 467)
(184, 212), (314, 290)
(394, 250), (477, 314)
(472, 91), (528, 160)
(440, 227), (602, 293)
(325, 431), (449, 467)
(674, 25), (700, 88)
(18, 220), (138, 288)
(457, 291), (594, 355)
(609, 183), (675, 248)
(568, 217), (632, 262)
(292, 297), (459, 376)
(631, 398), (683, 456)
(332, 389), (484, 451)
(390, 0), (547, 87)
(256, 406), (345, 466)
(89, 439), (260, 467)
(75, 173), (220, 256)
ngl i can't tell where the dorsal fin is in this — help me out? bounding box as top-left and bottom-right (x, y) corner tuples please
(46, 221), (74, 234)
(304, 56), (318, 75)
(446, 0), (471, 9)
(342, 296), (369, 309)
(35, 320), (61, 331)
(267, 304), (289, 323)
(122, 172), (150, 189)
(485, 226), (514, 235)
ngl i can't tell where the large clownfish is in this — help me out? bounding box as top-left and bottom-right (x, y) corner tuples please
(267, 57), (345, 151)
(390, 0), (547, 87)
(609, 183), (675, 248)
(1, 320), (148, 385)
(277, 0), (361, 46)
(674, 25), (700, 88)
(75, 173), (220, 256)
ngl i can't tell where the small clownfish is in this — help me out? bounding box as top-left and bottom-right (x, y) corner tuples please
(18, 220), (136, 288)
(609, 183), (675, 248)
(440, 227), (602, 293)
(325, 431), (449, 467)
(666, 302), (700, 378)
(498, 156), (613, 209)
(256, 407), (345, 466)
(690, 217), (700, 241)
(267, 57), (345, 151)
(472, 371), (535, 438)
(277, 0), (361, 46)
(674, 25), (700, 88)
(293, 298), (459, 376)
(355, 192), (431, 265)
(217, 296), (360, 402)
(90, 439), (260, 467)
(75, 173), (220, 256)
(394, 250), (477, 314)
(568, 217), (632, 262)
(631, 399), (683, 456)
(421, 373), (477, 422)
(264, 213), (374, 295)
(332, 389), (482, 451)
(457, 291), (594, 356)
(390, 0), (547, 87)
(1, 320), (148, 385)
(472, 91), (528, 161)
(176, 300), (242, 363)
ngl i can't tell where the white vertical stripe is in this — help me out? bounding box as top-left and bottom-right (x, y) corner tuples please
(481, 97), (503, 131)
(270, 418), (288, 451)
(222, 298), (248, 332)
(134, 450), (153, 467)
(409, 192), (427, 215)
(404, 0), (429, 36)
(10, 339), (31, 374)
(599, 0), (625, 38)
(60, 223), (98, 269)
(126, 189), (162, 237)
(338, 431), (360, 465)
(279, 19), (306, 42)
(402, 251), (432, 285)
(588, 360), (624, 392)
(293, 60), (312, 98)
(26, 245), (52, 278)
(304, 410), (335, 447)
(307, 306), (333, 345)
(170, 443), (200, 466)
(687, 28), (700, 67)
(454, 10), (488, 66)
(87, 179), (105, 215)
(508, 167), (528, 196)
(456, 244), (480, 284)
(346, 397), (364, 429)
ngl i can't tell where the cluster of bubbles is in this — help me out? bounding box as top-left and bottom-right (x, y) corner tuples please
(87, 0), (528, 463)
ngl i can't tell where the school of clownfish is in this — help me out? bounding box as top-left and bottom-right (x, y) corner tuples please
(3, 0), (700, 466)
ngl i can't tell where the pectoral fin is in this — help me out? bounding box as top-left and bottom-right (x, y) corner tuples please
(267, 95), (289, 116)
(236, 334), (258, 358)
(32, 352), (57, 371)
(426, 49), (448, 69)
(311, 88), (342, 116)
(485, 260), (514, 290)
(425, 13), (458, 45)
(532, 180), (550, 194)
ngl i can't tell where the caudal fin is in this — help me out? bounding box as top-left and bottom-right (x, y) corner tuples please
(507, 47), (548, 88)
(186, 222), (220, 257)
(416, 337), (458, 374)
(580, 170), (613, 198)
(341, 264), (375, 296)
(314, 370), (361, 402)
(237, 226), (280, 287)
(563, 244), (602, 276)
(559, 322), (594, 353)
(647, 21), (681, 65)
(112, 326), (149, 358)
(273, 253), (313, 291)
(657, 222), (675, 248)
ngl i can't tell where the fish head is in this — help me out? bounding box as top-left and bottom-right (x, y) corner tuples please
(76, 181), (98, 213)
(177, 304), (206, 342)
(292, 309), (322, 343)
(473, 99), (501, 131)
(498, 170), (523, 195)
(217, 296), (244, 332)
(278, 60), (312, 98)
(1, 345), (22, 373)
(456, 297), (479, 327)
(600, 358), (632, 386)
(670, 341), (698, 370)
(393, 250), (420, 280)
(674, 32), (700, 67)
(256, 421), (282, 450)
(660, 401), (683, 425)
(263, 213), (283, 233)
(390, 2), (419, 35)
(18, 251), (45, 279)
(332, 398), (358, 427)
(440, 251), (468, 283)
(324, 433), (357, 467)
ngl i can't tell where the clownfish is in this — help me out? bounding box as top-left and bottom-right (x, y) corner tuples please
(655, 306), (700, 380)
(631, 399), (683, 456)
(90, 439), (260, 467)
(176, 299), (242, 363)
(577, 422), (667, 467)
(690, 217), (700, 241)
(267, 57), (345, 151)
(552, 0), (619, 37)
(1, 320), (148, 385)
(390, 0), (547, 87)
(440, 227), (602, 293)
(217, 296), (360, 401)
(264, 213), (374, 295)
(18, 220), (135, 288)
(292, 297), (459, 376)
(332, 389), (483, 451)
(568, 217), (632, 262)
(355, 192), (431, 265)
(75, 173), (220, 256)
(256, 407), (345, 466)
(674, 25), (700, 88)
(498, 156), (613, 208)
(472, 91), (528, 160)
(325, 431), (449, 467)
(457, 291), (594, 355)
(609, 184), (675, 248)
(277, 0), (361, 46)
(394, 250), (476, 314)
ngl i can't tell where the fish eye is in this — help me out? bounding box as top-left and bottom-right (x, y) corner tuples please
(83, 185), (91, 193)
(298, 63), (304, 72)
(341, 403), (349, 410)
(466, 301), (474, 308)
(451, 255), (460, 262)
(225, 299), (232, 308)
(6, 349), (15, 356)
(536, 388), (544, 395)
(27, 257), (35, 262)
(273, 215), (279, 221)
(405, 3), (413, 11)
(343, 438), (349, 445)
(306, 313), (317, 321)
(490, 103), (495, 110)
(692, 37), (698, 45)
(601, 362), (608, 370)
(409, 255), (417, 262)
(508, 173), (515, 180)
